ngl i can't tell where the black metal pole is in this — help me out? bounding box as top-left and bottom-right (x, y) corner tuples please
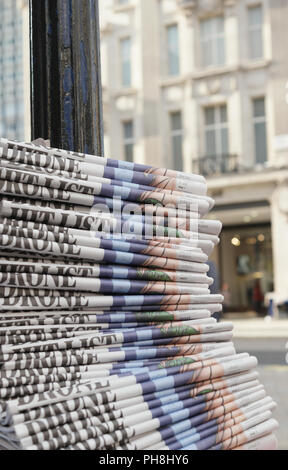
(29, 0), (104, 156)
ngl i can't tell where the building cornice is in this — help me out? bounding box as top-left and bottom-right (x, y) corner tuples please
(206, 167), (288, 190)
(111, 87), (138, 99)
(192, 60), (271, 80)
(158, 59), (272, 88)
(160, 76), (188, 88)
(113, 1), (136, 14)
(191, 64), (239, 80)
(177, 0), (236, 17)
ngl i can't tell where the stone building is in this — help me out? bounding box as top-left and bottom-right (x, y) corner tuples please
(100, 0), (288, 311)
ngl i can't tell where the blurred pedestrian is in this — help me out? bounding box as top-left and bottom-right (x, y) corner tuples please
(207, 261), (221, 321)
(252, 279), (264, 315)
(221, 282), (231, 314)
(207, 261), (220, 294)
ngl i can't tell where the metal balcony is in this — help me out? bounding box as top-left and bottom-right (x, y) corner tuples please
(193, 154), (240, 177)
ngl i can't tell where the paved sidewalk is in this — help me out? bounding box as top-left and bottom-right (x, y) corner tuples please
(257, 365), (288, 450)
(222, 315), (288, 341)
(226, 315), (288, 450)
(230, 318), (288, 338)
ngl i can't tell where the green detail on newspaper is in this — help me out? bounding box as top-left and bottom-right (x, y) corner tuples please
(136, 270), (172, 281)
(135, 312), (174, 321)
(151, 226), (184, 238)
(197, 389), (213, 396)
(158, 357), (195, 369)
(160, 325), (200, 337)
(140, 198), (163, 206)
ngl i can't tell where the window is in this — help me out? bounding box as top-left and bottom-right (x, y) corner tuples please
(167, 24), (179, 76)
(204, 105), (229, 157)
(248, 5), (264, 60)
(253, 97), (267, 165)
(123, 120), (134, 162)
(120, 37), (131, 87)
(200, 16), (225, 67)
(170, 111), (183, 172)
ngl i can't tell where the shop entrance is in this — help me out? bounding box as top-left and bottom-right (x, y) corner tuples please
(216, 224), (273, 313)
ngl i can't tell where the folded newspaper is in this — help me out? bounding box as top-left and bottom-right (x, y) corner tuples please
(0, 138), (278, 450)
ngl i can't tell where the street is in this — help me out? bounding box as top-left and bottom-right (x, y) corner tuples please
(234, 338), (288, 450)
(233, 338), (287, 365)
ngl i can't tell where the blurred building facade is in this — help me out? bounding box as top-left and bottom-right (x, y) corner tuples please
(0, 0), (30, 141)
(100, 0), (288, 311)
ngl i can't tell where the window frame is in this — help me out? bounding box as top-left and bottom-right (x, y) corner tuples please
(200, 16), (226, 68)
(170, 110), (184, 172)
(166, 23), (180, 77)
(203, 104), (229, 158)
(122, 119), (135, 163)
(252, 96), (267, 165)
(247, 4), (264, 60)
(119, 36), (132, 88)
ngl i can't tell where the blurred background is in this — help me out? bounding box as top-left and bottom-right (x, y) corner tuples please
(98, 0), (288, 318)
(0, 0), (288, 449)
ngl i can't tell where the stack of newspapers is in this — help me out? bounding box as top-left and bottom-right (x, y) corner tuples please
(0, 138), (278, 450)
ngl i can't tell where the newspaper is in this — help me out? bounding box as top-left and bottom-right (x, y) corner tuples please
(0, 138), (278, 451)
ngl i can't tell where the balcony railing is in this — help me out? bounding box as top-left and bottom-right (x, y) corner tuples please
(177, 0), (196, 10)
(193, 154), (240, 177)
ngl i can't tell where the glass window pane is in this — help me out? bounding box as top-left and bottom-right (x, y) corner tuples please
(217, 36), (225, 65)
(201, 17), (225, 67)
(123, 64), (131, 86)
(125, 143), (134, 162)
(253, 98), (265, 118)
(248, 5), (263, 26)
(248, 6), (263, 59)
(172, 135), (183, 171)
(216, 16), (224, 34)
(205, 107), (215, 125)
(171, 111), (182, 131)
(254, 122), (267, 164)
(124, 120), (133, 139)
(170, 111), (183, 171)
(205, 129), (216, 156)
(220, 105), (227, 123)
(200, 18), (211, 38)
(204, 105), (229, 157)
(167, 24), (179, 76)
(202, 40), (213, 68)
(121, 37), (131, 60)
(120, 37), (131, 87)
(221, 128), (229, 155)
(250, 30), (263, 59)
(123, 120), (134, 162)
